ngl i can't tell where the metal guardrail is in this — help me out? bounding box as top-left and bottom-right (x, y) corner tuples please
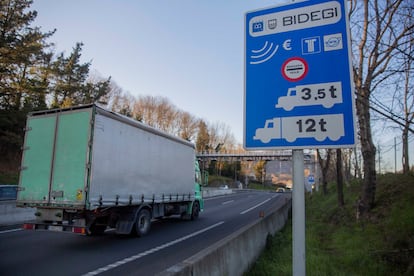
(196, 150), (315, 162)
(0, 185), (18, 201)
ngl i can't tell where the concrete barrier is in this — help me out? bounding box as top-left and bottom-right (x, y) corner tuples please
(158, 195), (292, 276)
(0, 201), (35, 226)
(202, 187), (233, 198)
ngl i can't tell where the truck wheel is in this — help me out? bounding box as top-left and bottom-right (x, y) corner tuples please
(191, 201), (200, 220)
(135, 209), (151, 236)
(284, 105), (293, 111)
(260, 138), (271, 143)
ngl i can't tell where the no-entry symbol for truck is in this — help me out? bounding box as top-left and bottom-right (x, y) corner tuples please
(244, 0), (357, 150)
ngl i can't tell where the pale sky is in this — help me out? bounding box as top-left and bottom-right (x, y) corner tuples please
(31, 0), (292, 144)
(30, 0), (413, 171)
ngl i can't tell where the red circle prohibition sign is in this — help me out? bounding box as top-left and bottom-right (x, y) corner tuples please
(281, 57), (309, 82)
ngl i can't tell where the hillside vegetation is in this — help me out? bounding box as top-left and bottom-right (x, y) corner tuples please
(247, 173), (414, 275)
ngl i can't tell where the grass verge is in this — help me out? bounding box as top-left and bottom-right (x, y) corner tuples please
(0, 172), (19, 184)
(246, 173), (414, 275)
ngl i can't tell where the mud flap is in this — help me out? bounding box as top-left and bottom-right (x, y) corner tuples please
(115, 220), (135, 235)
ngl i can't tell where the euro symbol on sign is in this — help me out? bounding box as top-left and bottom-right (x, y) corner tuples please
(283, 39), (292, 51)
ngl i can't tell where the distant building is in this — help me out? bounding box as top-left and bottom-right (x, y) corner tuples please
(265, 151), (319, 189)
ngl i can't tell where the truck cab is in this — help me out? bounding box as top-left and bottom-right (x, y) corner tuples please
(192, 160), (204, 218)
(253, 118), (282, 143)
(275, 87), (298, 111)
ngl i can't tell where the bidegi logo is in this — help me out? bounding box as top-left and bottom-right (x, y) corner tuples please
(249, 1), (341, 37)
(252, 21), (264, 33)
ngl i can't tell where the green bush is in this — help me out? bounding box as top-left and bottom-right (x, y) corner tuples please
(0, 172), (19, 184)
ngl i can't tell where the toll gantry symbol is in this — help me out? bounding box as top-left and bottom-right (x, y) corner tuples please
(249, 41), (279, 65)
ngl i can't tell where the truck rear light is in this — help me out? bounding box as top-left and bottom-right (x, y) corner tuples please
(72, 227), (86, 235)
(23, 223), (35, 230)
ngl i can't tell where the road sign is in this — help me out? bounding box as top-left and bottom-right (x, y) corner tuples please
(244, 0), (357, 149)
(308, 174), (315, 185)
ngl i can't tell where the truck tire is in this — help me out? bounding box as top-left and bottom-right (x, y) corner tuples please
(135, 209), (151, 236)
(191, 201), (200, 220)
(260, 138), (271, 143)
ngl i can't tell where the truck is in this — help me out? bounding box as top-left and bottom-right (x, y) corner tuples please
(16, 104), (204, 236)
(275, 81), (343, 111)
(253, 114), (344, 143)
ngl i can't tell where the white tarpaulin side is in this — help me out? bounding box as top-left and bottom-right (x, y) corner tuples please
(88, 109), (195, 208)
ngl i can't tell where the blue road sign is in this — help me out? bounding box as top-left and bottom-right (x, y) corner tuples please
(308, 174), (315, 184)
(244, 0), (357, 150)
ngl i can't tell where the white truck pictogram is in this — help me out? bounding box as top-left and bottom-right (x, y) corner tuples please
(253, 114), (344, 143)
(275, 82), (343, 111)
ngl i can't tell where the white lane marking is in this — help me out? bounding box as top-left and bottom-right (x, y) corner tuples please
(83, 221), (225, 276)
(0, 228), (22, 234)
(240, 198), (272, 215)
(222, 200), (234, 205)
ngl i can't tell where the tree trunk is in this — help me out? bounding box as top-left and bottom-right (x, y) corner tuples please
(322, 174), (328, 195)
(336, 149), (344, 206)
(354, 147), (362, 179)
(317, 149), (332, 195)
(402, 129), (410, 174)
(402, 52), (412, 174)
(356, 90), (377, 210)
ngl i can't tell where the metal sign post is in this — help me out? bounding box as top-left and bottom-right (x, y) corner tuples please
(292, 149), (305, 276)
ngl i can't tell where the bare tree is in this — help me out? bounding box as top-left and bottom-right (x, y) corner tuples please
(317, 149), (334, 195)
(177, 111), (198, 141)
(196, 120), (210, 152)
(342, 148), (354, 182)
(390, 43), (414, 174)
(401, 59), (413, 173)
(106, 81), (135, 116)
(105, 87), (239, 152)
(208, 122), (236, 152)
(349, 0), (414, 210)
(400, 4), (414, 173)
(133, 95), (178, 133)
(352, 145), (363, 179)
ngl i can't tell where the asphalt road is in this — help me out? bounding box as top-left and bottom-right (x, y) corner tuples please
(0, 190), (289, 276)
